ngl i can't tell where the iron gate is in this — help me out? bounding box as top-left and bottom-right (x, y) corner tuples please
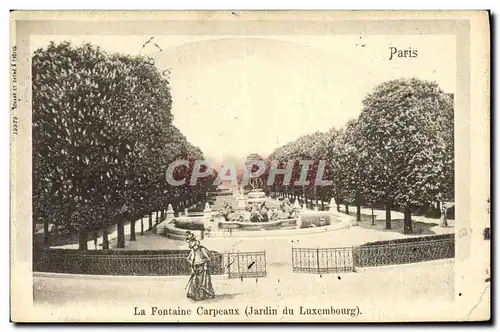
(292, 247), (355, 274)
(226, 251), (267, 279)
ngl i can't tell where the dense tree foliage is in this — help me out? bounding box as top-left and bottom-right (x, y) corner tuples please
(267, 131), (333, 208)
(33, 41), (211, 249)
(267, 78), (454, 234)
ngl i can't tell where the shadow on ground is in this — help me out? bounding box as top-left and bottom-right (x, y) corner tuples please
(196, 292), (244, 303)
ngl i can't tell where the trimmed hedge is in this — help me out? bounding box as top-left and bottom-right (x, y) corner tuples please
(359, 233), (454, 247)
(34, 249), (225, 276)
(353, 234), (454, 267)
(35, 248), (190, 255)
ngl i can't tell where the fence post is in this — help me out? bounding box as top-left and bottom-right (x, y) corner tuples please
(325, 249), (329, 272)
(352, 246), (356, 272)
(264, 251), (267, 277)
(237, 252), (240, 277)
(316, 248), (320, 274)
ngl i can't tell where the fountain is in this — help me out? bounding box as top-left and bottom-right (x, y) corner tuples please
(158, 190), (350, 239)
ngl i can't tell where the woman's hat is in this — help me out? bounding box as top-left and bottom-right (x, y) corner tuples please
(185, 231), (196, 243)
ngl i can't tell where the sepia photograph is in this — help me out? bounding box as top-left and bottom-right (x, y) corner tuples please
(10, 10), (490, 323)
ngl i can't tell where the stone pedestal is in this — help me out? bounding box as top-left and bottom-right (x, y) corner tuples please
(327, 198), (336, 212)
(154, 204), (175, 235)
(237, 195), (247, 210)
(203, 203), (213, 236)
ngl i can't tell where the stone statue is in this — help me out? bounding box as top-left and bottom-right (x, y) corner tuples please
(167, 204), (174, 213)
(330, 197), (336, 207)
(204, 202), (211, 212)
(328, 197), (336, 211)
(440, 201), (448, 227)
(293, 200), (300, 209)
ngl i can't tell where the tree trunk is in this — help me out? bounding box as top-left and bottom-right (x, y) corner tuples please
(345, 203), (349, 215)
(92, 230), (98, 250)
(130, 219), (136, 241)
(140, 217), (144, 235)
(78, 229), (88, 251)
(371, 206), (375, 225)
(337, 203), (340, 212)
(102, 225), (109, 249)
(155, 211), (159, 225)
(385, 207), (392, 229)
(148, 212), (153, 230)
(117, 219), (125, 248)
(385, 201), (392, 229)
(356, 190), (361, 222)
(403, 207), (413, 234)
(43, 220), (50, 246)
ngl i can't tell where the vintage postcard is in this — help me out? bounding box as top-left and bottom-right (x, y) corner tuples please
(10, 11), (490, 323)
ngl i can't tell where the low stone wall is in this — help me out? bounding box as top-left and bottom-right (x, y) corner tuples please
(211, 219), (352, 238)
(174, 216), (205, 229)
(161, 207), (352, 240)
(297, 211), (337, 228)
(164, 222), (203, 240)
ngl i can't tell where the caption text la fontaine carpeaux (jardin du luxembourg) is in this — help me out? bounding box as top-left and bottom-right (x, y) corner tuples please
(133, 305), (361, 318)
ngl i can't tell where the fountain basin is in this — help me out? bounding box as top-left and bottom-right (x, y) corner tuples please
(217, 218), (297, 231)
(298, 211), (335, 228)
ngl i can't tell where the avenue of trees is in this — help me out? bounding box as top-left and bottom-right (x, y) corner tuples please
(33, 41), (214, 250)
(267, 78), (454, 234)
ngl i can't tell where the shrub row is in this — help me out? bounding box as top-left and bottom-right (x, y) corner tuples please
(359, 233), (454, 247)
(353, 234), (454, 267)
(34, 249), (225, 276)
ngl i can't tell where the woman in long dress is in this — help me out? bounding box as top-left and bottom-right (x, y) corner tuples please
(186, 239), (215, 301)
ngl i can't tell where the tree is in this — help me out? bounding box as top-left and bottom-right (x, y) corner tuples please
(32, 41), (182, 250)
(266, 131), (333, 208)
(359, 78), (454, 233)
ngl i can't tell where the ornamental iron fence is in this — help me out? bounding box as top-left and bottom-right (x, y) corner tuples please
(292, 247), (355, 274)
(292, 234), (454, 274)
(353, 237), (454, 267)
(226, 251), (267, 279)
(34, 249), (225, 276)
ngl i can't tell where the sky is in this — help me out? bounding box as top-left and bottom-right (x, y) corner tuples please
(31, 34), (456, 164)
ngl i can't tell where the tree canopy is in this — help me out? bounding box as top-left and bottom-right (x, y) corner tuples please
(33, 41), (211, 249)
(267, 78), (454, 233)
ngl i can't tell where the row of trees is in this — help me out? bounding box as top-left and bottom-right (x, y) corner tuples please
(266, 78), (454, 233)
(33, 41), (214, 250)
